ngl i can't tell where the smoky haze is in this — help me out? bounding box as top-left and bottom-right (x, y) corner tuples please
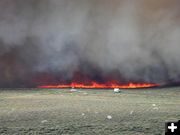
(0, 0), (180, 87)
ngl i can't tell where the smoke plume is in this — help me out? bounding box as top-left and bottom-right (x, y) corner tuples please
(0, 0), (180, 87)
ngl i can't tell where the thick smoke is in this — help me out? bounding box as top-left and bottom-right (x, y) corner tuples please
(0, 0), (180, 87)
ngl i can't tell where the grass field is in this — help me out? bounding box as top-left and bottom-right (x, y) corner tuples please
(0, 88), (180, 135)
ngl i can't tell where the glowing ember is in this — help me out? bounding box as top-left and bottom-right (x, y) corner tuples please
(38, 82), (159, 89)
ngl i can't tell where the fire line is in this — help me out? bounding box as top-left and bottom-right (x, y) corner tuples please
(38, 82), (159, 89)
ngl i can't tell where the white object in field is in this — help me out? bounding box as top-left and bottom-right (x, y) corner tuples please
(130, 110), (134, 115)
(107, 115), (112, 120)
(152, 104), (156, 107)
(41, 120), (48, 123)
(114, 88), (121, 93)
(70, 88), (77, 92)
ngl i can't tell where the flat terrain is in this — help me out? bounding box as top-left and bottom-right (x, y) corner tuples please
(0, 88), (180, 135)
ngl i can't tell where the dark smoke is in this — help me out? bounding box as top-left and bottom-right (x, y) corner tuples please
(0, 0), (180, 87)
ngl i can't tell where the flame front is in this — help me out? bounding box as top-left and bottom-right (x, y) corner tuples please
(38, 81), (159, 89)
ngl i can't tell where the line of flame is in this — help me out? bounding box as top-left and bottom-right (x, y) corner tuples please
(38, 82), (159, 89)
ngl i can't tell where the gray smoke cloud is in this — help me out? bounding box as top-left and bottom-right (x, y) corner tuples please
(0, 0), (180, 87)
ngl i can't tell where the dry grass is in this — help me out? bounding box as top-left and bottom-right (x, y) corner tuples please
(0, 88), (180, 135)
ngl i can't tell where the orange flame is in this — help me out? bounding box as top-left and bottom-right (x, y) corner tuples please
(38, 81), (159, 89)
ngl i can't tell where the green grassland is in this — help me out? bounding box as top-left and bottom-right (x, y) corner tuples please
(0, 88), (180, 135)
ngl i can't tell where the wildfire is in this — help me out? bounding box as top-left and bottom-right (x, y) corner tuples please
(38, 81), (159, 89)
